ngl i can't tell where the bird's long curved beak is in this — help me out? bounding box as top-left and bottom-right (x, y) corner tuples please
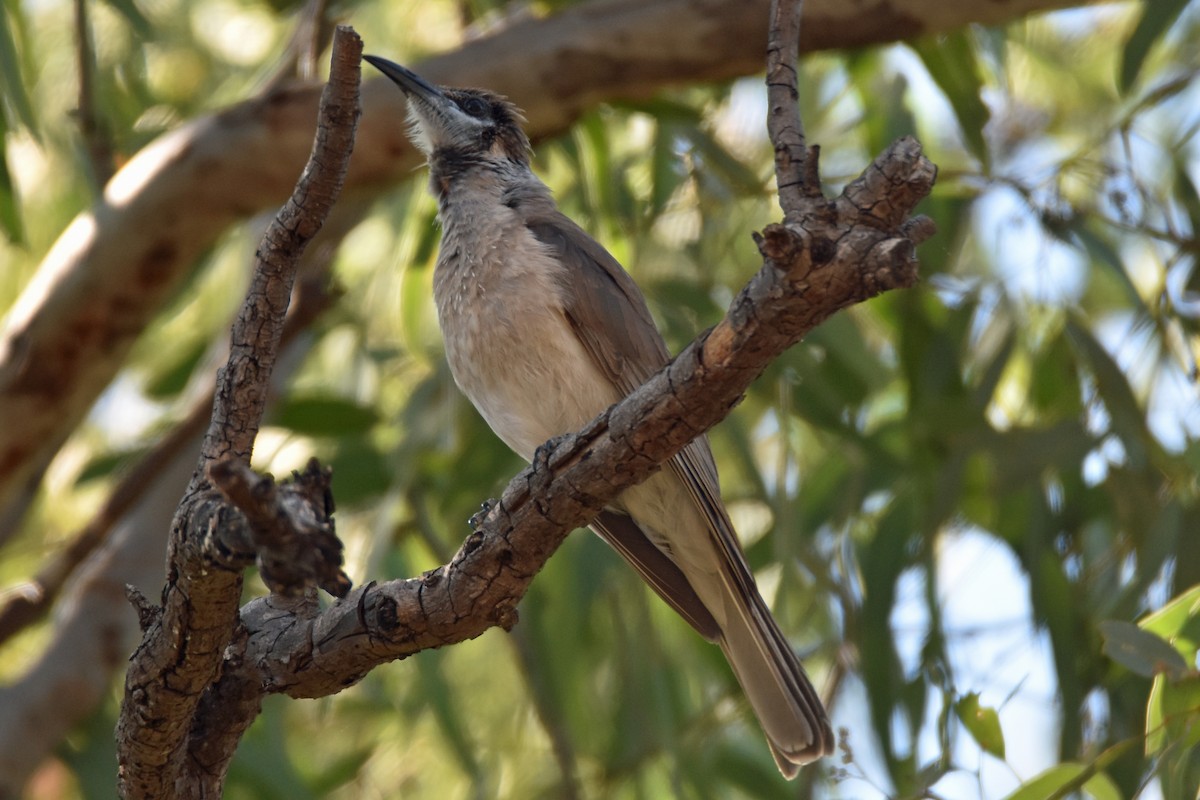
(363, 55), (444, 106)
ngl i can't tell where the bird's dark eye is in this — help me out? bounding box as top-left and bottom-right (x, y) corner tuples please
(461, 97), (489, 118)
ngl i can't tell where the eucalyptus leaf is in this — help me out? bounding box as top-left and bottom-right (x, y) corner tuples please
(1001, 763), (1087, 800)
(955, 692), (1006, 759)
(0, 134), (24, 245)
(1119, 0), (1190, 91)
(272, 395), (379, 437)
(911, 32), (990, 166)
(0, 3), (37, 134)
(1139, 583), (1200, 642)
(1099, 619), (1189, 680)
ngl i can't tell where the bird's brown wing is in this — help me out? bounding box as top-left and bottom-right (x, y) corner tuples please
(526, 211), (834, 767)
(590, 509), (720, 640)
(525, 211), (731, 639)
(524, 214), (671, 390)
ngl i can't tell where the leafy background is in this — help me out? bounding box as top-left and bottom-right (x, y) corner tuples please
(0, 0), (1198, 798)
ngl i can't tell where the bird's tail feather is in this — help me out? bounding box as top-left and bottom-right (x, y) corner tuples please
(716, 583), (834, 777)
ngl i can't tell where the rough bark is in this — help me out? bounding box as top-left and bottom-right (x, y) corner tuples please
(0, 0), (1088, 539)
(115, 27), (362, 799)
(0, 279), (337, 799)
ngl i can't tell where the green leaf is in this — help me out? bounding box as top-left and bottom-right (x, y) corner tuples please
(1146, 672), (1167, 754)
(326, 437), (391, 506)
(576, 113), (617, 226)
(1119, 0), (1190, 92)
(1065, 318), (1156, 471)
(271, 396), (379, 437)
(710, 741), (790, 798)
(1067, 222), (1144, 312)
(847, 51), (920, 166)
(74, 447), (145, 485)
(399, 254), (440, 363)
(1161, 675), (1200, 747)
(99, 0), (153, 38)
(1029, 334), (1083, 419)
(911, 32), (990, 167)
(1099, 619), (1190, 680)
(307, 746), (375, 794)
(1139, 583), (1200, 641)
(0, 129), (24, 245)
(1082, 771), (1122, 800)
(859, 498), (919, 769)
(684, 127), (765, 196)
(955, 692), (1006, 759)
(226, 698), (318, 799)
(413, 652), (483, 784)
(615, 96), (704, 123)
(1146, 672), (1200, 755)
(1002, 763), (1086, 800)
(0, 3), (37, 134)
(1174, 157), (1200, 242)
(649, 120), (685, 217)
(143, 339), (208, 399)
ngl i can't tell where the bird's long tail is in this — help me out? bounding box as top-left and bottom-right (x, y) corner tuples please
(715, 579), (834, 777)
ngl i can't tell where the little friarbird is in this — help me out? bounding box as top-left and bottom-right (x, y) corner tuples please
(364, 55), (834, 776)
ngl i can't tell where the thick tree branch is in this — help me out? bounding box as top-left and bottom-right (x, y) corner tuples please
(0, 190), (364, 798)
(115, 28), (362, 799)
(0, 0), (1091, 542)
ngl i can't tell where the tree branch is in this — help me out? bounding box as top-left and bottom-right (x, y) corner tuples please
(208, 458), (349, 597)
(0, 0), (1093, 543)
(115, 27), (362, 799)
(0, 275), (341, 797)
(72, 0), (114, 189)
(767, 0), (814, 217)
(195, 39), (359, 476)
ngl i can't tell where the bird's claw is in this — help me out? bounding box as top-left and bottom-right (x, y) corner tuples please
(468, 498), (496, 530)
(533, 434), (569, 470)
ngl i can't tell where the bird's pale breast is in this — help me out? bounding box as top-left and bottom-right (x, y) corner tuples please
(434, 199), (620, 460)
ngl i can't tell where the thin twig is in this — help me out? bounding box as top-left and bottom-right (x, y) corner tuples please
(766, 0), (815, 219)
(195, 28), (361, 478)
(73, 0), (114, 187)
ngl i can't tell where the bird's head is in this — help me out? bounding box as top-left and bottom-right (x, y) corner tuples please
(365, 56), (530, 169)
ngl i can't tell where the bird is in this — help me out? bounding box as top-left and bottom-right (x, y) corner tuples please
(364, 55), (834, 776)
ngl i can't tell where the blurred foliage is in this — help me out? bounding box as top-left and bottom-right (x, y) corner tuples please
(2, 0), (1200, 798)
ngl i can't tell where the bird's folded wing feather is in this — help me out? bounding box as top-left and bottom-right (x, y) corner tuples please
(525, 210), (760, 634)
